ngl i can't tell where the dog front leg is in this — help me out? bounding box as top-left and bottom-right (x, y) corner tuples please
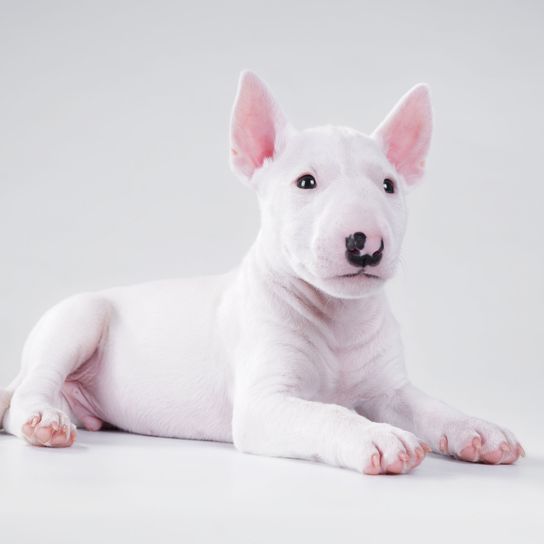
(358, 382), (524, 464)
(232, 390), (429, 475)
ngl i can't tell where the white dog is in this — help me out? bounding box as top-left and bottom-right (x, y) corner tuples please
(0, 72), (524, 474)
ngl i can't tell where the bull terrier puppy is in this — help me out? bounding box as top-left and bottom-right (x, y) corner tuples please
(0, 72), (524, 474)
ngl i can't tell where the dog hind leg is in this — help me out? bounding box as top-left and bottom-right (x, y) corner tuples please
(2, 293), (110, 447)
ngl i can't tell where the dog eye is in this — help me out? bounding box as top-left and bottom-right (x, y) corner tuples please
(383, 178), (395, 194)
(296, 174), (317, 189)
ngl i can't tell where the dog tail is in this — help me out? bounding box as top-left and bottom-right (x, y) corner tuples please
(0, 388), (13, 430)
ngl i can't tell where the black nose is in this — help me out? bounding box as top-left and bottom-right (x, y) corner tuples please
(345, 232), (366, 252)
(345, 232), (384, 268)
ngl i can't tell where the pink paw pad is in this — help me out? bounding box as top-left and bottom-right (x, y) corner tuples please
(439, 419), (525, 465)
(385, 457), (405, 474)
(362, 428), (430, 476)
(364, 448), (428, 476)
(458, 436), (482, 462)
(22, 412), (76, 448)
(411, 446), (427, 468)
(480, 442), (519, 465)
(363, 453), (382, 475)
(480, 448), (504, 464)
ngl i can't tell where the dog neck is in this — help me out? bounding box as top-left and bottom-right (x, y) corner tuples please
(239, 231), (389, 342)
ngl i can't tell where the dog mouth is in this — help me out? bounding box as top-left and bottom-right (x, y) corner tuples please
(338, 269), (382, 280)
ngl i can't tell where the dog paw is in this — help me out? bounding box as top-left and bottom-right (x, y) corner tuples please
(362, 423), (430, 475)
(22, 409), (77, 448)
(438, 418), (524, 464)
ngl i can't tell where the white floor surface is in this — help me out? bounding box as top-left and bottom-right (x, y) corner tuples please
(1, 429), (543, 543)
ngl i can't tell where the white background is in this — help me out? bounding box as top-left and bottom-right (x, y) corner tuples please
(1, 1), (543, 542)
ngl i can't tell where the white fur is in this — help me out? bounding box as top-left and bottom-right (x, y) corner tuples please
(0, 72), (523, 473)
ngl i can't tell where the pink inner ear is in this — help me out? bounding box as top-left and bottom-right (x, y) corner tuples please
(233, 100), (276, 169)
(377, 85), (432, 185)
(230, 72), (286, 179)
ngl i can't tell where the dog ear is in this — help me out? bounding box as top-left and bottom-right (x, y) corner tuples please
(230, 71), (293, 182)
(372, 84), (432, 186)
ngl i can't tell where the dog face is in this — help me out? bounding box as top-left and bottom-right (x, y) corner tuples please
(230, 72), (432, 299)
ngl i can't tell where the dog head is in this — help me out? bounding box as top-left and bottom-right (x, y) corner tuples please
(229, 71), (432, 299)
